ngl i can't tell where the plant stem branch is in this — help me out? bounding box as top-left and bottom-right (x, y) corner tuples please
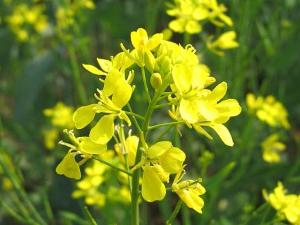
(166, 200), (183, 225)
(149, 121), (184, 130)
(91, 156), (132, 176)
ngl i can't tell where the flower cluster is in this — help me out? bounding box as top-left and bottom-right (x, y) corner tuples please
(246, 94), (290, 129)
(56, 28), (240, 214)
(166, 0), (233, 34)
(6, 2), (49, 42)
(261, 134), (286, 163)
(264, 182), (300, 224)
(55, 0), (95, 33)
(43, 102), (74, 149)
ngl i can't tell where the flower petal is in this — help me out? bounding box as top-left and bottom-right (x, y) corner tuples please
(56, 152), (81, 180)
(142, 165), (166, 202)
(89, 115), (115, 144)
(210, 124), (234, 146)
(73, 104), (97, 129)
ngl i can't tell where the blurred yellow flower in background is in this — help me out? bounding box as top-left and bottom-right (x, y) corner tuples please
(6, 3), (49, 42)
(264, 182), (300, 225)
(207, 31), (239, 56)
(261, 134), (286, 163)
(247, 93), (290, 129)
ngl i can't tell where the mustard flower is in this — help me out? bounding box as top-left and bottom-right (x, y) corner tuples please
(172, 169), (206, 213)
(43, 102), (74, 149)
(261, 134), (286, 163)
(164, 43), (241, 146)
(44, 102), (74, 129)
(6, 3), (49, 42)
(83, 52), (133, 76)
(166, 0), (208, 34)
(264, 182), (300, 225)
(127, 28), (163, 69)
(246, 93), (290, 129)
(166, 0), (233, 34)
(73, 68), (134, 145)
(56, 131), (107, 179)
(55, 0), (95, 32)
(141, 141), (186, 202)
(207, 31), (239, 56)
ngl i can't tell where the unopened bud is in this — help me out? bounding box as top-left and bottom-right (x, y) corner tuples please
(150, 73), (162, 89)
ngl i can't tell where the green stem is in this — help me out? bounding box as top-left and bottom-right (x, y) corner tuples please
(184, 33), (191, 45)
(124, 111), (145, 120)
(149, 121), (184, 130)
(166, 200), (183, 225)
(67, 45), (87, 104)
(141, 67), (151, 103)
(91, 156), (132, 176)
(83, 206), (99, 225)
(131, 89), (163, 225)
(127, 103), (143, 134)
(0, 151), (47, 225)
(154, 102), (173, 109)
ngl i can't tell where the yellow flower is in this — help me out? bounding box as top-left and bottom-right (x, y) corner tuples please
(115, 135), (139, 167)
(55, 131), (107, 179)
(167, 0), (208, 34)
(6, 3), (49, 42)
(141, 141), (186, 202)
(55, 0), (95, 32)
(172, 169), (206, 213)
(264, 182), (300, 224)
(207, 31), (239, 56)
(246, 93), (290, 129)
(128, 28), (163, 69)
(169, 52), (241, 146)
(166, 0), (233, 34)
(56, 151), (81, 180)
(43, 129), (59, 149)
(73, 68), (133, 145)
(44, 102), (74, 129)
(261, 134), (286, 163)
(82, 52), (133, 76)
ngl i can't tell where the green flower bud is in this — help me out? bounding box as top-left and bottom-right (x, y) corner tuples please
(150, 73), (162, 89)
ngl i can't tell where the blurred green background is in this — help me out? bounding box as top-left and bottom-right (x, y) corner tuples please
(1, 0), (300, 224)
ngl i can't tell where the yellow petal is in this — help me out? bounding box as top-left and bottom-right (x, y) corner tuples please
(177, 190), (204, 213)
(193, 124), (213, 140)
(159, 147), (186, 174)
(210, 124), (233, 146)
(131, 28), (148, 49)
(147, 141), (172, 159)
(216, 99), (241, 117)
(97, 58), (112, 72)
(179, 98), (199, 124)
(142, 165), (166, 202)
(186, 20), (202, 34)
(169, 18), (185, 33)
(112, 79), (133, 109)
(73, 104), (97, 129)
(56, 152), (81, 180)
(89, 115), (115, 144)
(125, 136), (139, 166)
(82, 64), (106, 75)
(172, 64), (192, 93)
(103, 69), (124, 97)
(79, 137), (107, 155)
(208, 82), (227, 102)
(147, 33), (163, 50)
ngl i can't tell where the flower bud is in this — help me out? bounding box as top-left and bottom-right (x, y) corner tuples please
(150, 73), (162, 89)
